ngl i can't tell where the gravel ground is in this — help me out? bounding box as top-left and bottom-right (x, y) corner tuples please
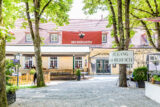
(9, 75), (160, 107)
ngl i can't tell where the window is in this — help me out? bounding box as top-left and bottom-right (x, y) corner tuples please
(75, 57), (82, 69)
(141, 34), (148, 46)
(49, 56), (58, 69)
(112, 64), (116, 68)
(24, 56), (33, 69)
(102, 34), (107, 43)
(50, 34), (58, 43)
(127, 64), (133, 69)
(25, 33), (32, 42)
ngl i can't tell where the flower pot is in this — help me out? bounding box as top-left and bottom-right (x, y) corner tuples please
(77, 75), (81, 81)
(7, 92), (16, 105)
(137, 81), (145, 88)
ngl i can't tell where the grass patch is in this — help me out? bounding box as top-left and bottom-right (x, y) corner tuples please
(6, 85), (46, 90)
(18, 85), (39, 89)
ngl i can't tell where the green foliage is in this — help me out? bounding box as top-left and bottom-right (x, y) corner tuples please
(6, 86), (18, 94)
(20, 0), (73, 27)
(5, 60), (16, 85)
(0, 0), (21, 40)
(30, 69), (36, 75)
(130, 0), (160, 48)
(133, 66), (148, 81)
(76, 69), (81, 76)
(153, 75), (160, 82)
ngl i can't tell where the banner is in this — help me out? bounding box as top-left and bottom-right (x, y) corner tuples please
(62, 31), (102, 44)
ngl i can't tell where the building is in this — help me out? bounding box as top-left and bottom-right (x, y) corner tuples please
(6, 19), (155, 75)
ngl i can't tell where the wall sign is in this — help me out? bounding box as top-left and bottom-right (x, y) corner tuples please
(109, 51), (134, 64)
(62, 31), (102, 44)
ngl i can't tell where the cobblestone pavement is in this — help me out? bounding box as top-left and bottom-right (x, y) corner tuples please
(10, 75), (160, 107)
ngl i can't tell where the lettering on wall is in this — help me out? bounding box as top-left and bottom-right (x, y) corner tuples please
(109, 51), (134, 64)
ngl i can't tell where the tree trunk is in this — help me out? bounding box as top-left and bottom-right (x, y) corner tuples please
(34, 42), (45, 87)
(0, 0), (8, 106)
(117, 0), (125, 50)
(0, 38), (8, 107)
(119, 64), (127, 87)
(125, 0), (130, 49)
(155, 22), (160, 49)
(117, 0), (127, 87)
(34, 12), (45, 87)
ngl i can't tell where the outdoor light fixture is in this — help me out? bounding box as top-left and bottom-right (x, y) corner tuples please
(79, 32), (85, 38)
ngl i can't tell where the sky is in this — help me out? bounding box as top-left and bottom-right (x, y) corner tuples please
(68, 0), (109, 19)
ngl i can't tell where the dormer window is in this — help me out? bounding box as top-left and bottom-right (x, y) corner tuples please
(25, 33), (32, 42)
(141, 34), (148, 46)
(50, 33), (58, 43)
(102, 34), (107, 43)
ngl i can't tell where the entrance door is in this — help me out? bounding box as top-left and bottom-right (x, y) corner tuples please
(96, 59), (111, 73)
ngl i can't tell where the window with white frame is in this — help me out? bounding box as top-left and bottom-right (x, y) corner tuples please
(24, 56), (33, 69)
(75, 57), (82, 69)
(49, 56), (58, 69)
(50, 34), (58, 43)
(25, 33), (32, 42)
(102, 34), (107, 43)
(127, 64), (133, 69)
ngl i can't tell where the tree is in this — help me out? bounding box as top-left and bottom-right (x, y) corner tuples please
(21, 0), (73, 87)
(130, 0), (160, 51)
(83, 0), (131, 87)
(0, 0), (20, 106)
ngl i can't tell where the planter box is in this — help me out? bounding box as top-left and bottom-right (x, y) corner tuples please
(145, 82), (160, 104)
(7, 92), (16, 105)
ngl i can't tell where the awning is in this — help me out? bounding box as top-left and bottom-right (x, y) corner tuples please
(6, 45), (90, 55)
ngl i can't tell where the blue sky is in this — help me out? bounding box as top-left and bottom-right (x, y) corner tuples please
(68, 0), (108, 19)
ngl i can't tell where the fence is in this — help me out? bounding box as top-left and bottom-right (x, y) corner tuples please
(8, 70), (50, 85)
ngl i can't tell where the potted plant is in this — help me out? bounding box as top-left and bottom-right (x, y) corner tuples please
(133, 66), (148, 88)
(76, 69), (81, 81)
(6, 86), (18, 105)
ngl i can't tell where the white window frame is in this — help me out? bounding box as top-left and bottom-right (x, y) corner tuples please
(74, 56), (83, 69)
(24, 56), (33, 69)
(49, 56), (58, 69)
(25, 33), (32, 42)
(50, 33), (58, 43)
(102, 34), (107, 43)
(149, 55), (159, 62)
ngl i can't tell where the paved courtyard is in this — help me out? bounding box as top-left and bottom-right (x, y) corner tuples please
(10, 75), (160, 107)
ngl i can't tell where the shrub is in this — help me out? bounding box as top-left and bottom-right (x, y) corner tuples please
(133, 66), (148, 81)
(76, 69), (81, 76)
(153, 75), (160, 82)
(5, 60), (16, 85)
(30, 69), (36, 75)
(6, 86), (18, 94)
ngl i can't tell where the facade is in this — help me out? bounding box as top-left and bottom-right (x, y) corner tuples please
(6, 19), (156, 75)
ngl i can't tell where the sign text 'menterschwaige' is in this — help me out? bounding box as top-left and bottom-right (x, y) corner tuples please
(109, 51), (134, 64)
